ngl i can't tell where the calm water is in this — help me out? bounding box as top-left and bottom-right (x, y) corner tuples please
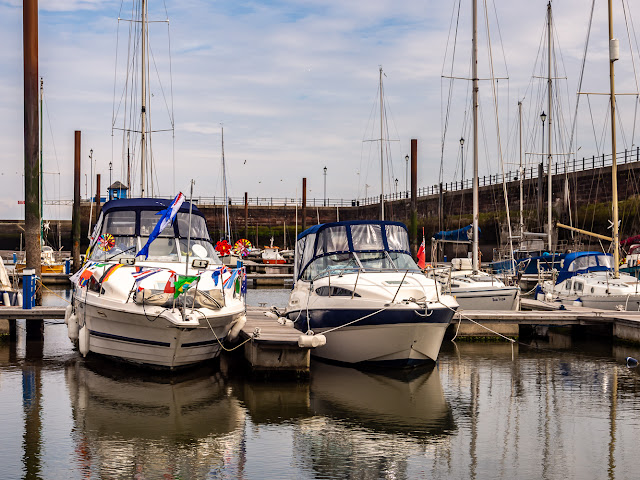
(2, 288), (640, 479)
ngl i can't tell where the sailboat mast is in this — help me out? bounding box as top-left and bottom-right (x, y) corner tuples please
(546, 1), (553, 252)
(379, 66), (385, 221)
(39, 77), (43, 245)
(140, 0), (148, 197)
(472, 0), (479, 273)
(222, 126), (231, 243)
(518, 101), (524, 241)
(609, 0), (620, 277)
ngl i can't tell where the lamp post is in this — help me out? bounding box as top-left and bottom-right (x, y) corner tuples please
(109, 161), (113, 200)
(459, 137), (465, 187)
(323, 166), (327, 206)
(405, 154), (409, 198)
(395, 178), (398, 197)
(540, 111), (546, 170)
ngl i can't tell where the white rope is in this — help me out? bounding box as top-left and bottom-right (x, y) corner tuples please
(440, 300), (516, 343)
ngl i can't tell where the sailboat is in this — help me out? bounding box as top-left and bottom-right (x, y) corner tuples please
(537, 0), (640, 310)
(216, 126), (242, 267)
(429, 0), (520, 311)
(64, 0), (247, 368)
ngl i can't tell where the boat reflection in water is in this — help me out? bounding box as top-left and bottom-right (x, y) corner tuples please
(64, 358), (246, 479)
(297, 362), (455, 478)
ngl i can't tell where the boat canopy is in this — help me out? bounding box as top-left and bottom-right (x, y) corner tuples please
(555, 251), (615, 284)
(432, 224), (478, 242)
(294, 220), (412, 280)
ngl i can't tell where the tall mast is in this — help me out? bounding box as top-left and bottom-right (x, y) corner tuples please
(546, 1), (553, 251)
(39, 77), (43, 244)
(379, 66), (385, 221)
(518, 101), (524, 241)
(222, 126), (231, 243)
(140, 0), (148, 197)
(609, 0), (620, 277)
(472, 0), (479, 273)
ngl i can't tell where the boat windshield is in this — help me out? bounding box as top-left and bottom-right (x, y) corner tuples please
(301, 251), (421, 281)
(89, 209), (221, 264)
(568, 254), (613, 272)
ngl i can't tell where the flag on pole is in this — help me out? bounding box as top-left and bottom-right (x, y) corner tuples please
(130, 267), (163, 284)
(171, 274), (199, 299)
(136, 192), (185, 259)
(417, 236), (426, 269)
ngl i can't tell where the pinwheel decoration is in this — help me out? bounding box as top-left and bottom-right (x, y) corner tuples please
(215, 240), (232, 256)
(233, 238), (252, 257)
(97, 233), (115, 252)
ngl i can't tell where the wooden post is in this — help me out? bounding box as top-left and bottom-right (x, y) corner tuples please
(72, 131), (81, 272)
(302, 178), (307, 232)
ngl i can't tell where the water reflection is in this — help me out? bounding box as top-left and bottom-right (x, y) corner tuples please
(296, 362), (455, 479)
(64, 358), (246, 479)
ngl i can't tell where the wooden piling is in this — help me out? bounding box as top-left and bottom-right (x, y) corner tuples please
(72, 131), (81, 272)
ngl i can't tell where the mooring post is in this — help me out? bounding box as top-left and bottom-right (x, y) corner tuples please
(72, 130), (81, 272)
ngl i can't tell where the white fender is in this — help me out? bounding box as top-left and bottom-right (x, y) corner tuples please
(573, 299), (583, 307)
(298, 334), (327, 348)
(68, 313), (79, 341)
(17, 292), (23, 307)
(263, 311), (278, 319)
(79, 325), (89, 357)
(2, 292), (9, 306)
(227, 315), (246, 342)
(64, 304), (73, 325)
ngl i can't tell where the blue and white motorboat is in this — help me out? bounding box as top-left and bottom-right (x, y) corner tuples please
(284, 220), (458, 366)
(537, 251), (640, 310)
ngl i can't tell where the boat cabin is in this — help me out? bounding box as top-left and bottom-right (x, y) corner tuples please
(555, 251), (614, 284)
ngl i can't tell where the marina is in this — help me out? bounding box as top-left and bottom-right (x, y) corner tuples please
(4, 0), (640, 478)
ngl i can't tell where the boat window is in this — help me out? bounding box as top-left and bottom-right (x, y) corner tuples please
(176, 213), (210, 240)
(305, 253), (359, 280)
(315, 286), (360, 297)
(90, 236), (137, 261)
(568, 255), (598, 271)
(178, 239), (221, 264)
(355, 252), (393, 270)
(103, 211), (136, 236)
(301, 233), (316, 273)
(351, 224), (383, 251)
(565, 281), (571, 290)
(388, 252), (421, 271)
(597, 255), (614, 269)
(140, 236), (178, 259)
(316, 226), (348, 256)
(140, 211), (175, 237)
(574, 281), (583, 292)
(385, 225), (410, 251)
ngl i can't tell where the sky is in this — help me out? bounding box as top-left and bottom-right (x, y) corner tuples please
(1, 0), (639, 220)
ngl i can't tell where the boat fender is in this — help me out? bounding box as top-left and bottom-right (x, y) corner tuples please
(573, 299), (583, 307)
(17, 292), (23, 307)
(68, 313), (79, 341)
(545, 292), (553, 302)
(227, 315), (246, 342)
(277, 317), (295, 327)
(79, 325), (90, 357)
(298, 334), (327, 348)
(626, 357), (638, 368)
(64, 304), (73, 325)
(2, 292), (9, 306)
(264, 311), (278, 319)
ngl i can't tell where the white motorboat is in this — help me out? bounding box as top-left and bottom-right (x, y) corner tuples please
(432, 258), (520, 311)
(284, 220), (458, 367)
(537, 251), (640, 310)
(66, 197), (246, 369)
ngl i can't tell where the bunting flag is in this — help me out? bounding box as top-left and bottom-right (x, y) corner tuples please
(223, 268), (239, 289)
(241, 269), (247, 295)
(70, 262), (107, 286)
(99, 263), (123, 283)
(163, 271), (177, 294)
(136, 192), (185, 259)
(77, 268), (94, 288)
(131, 267), (163, 284)
(172, 274), (199, 299)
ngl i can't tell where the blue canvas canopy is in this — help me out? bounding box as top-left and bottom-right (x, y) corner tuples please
(433, 224), (478, 242)
(294, 220), (412, 280)
(554, 251), (614, 284)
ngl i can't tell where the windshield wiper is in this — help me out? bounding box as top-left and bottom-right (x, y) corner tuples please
(106, 246), (136, 261)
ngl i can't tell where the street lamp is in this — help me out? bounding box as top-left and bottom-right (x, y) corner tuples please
(540, 111), (547, 166)
(89, 149), (93, 201)
(109, 161), (113, 200)
(323, 166), (327, 207)
(459, 137), (465, 187)
(405, 154), (409, 198)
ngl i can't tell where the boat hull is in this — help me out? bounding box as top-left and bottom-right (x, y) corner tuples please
(286, 306), (454, 366)
(452, 286), (520, 311)
(74, 295), (244, 369)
